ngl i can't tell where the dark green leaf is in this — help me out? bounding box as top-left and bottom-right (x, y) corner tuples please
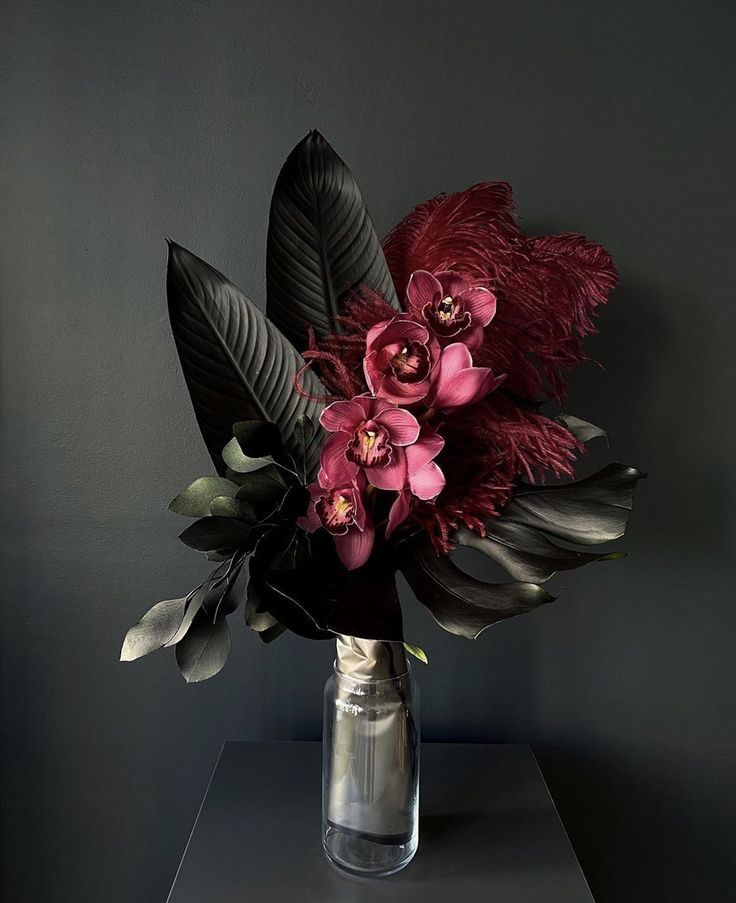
(175, 616), (231, 683)
(556, 413), (608, 445)
(266, 130), (399, 351)
(400, 538), (555, 640)
(209, 495), (256, 521)
(233, 420), (283, 457)
(169, 477), (239, 517)
(120, 598), (186, 661)
(234, 465), (286, 511)
(503, 464), (646, 546)
(222, 437), (273, 473)
(294, 413), (316, 481)
(454, 523), (626, 584)
(166, 241), (326, 478)
(178, 517), (252, 552)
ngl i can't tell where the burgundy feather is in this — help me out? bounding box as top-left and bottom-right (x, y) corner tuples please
(382, 183), (619, 401)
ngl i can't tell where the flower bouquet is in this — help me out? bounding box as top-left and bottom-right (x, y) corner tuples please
(122, 131), (644, 874)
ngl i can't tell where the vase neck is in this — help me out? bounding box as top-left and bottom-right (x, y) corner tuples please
(335, 635), (408, 681)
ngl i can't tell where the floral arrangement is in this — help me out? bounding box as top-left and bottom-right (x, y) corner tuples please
(121, 132), (644, 681)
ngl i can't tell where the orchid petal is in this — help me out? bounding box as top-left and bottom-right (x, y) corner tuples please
(462, 323), (485, 351)
(405, 429), (444, 472)
(437, 342), (473, 378)
(366, 449), (408, 490)
(376, 407), (420, 445)
(436, 271), (471, 298)
(406, 270), (441, 310)
(458, 287), (497, 325)
(432, 367), (501, 410)
(335, 521), (375, 570)
(409, 460), (446, 500)
(320, 401), (365, 433)
(320, 433), (358, 485)
(386, 491), (412, 538)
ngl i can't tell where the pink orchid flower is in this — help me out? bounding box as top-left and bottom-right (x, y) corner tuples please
(406, 270), (497, 350)
(386, 427), (446, 537)
(364, 315), (439, 404)
(427, 343), (505, 411)
(319, 396), (420, 490)
(297, 475), (374, 571)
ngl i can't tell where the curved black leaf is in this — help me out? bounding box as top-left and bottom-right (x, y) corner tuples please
(167, 242), (326, 478)
(503, 464), (646, 546)
(175, 615), (231, 683)
(120, 598), (186, 661)
(555, 413), (608, 445)
(266, 130), (399, 351)
(454, 523), (625, 584)
(400, 538), (555, 640)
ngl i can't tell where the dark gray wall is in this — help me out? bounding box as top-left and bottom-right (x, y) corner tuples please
(1, 2), (734, 901)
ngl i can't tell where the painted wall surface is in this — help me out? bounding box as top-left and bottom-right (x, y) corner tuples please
(1, 2), (734, 900)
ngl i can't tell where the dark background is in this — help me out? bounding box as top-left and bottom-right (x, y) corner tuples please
(1, 2), (734, 901)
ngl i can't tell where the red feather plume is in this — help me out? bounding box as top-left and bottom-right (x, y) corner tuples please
(382, 183), (619, 402)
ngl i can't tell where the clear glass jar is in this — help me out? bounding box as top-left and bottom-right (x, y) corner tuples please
(322, 653), (420, 876)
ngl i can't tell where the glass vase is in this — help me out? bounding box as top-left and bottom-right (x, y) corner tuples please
(322, 637), (420, 876)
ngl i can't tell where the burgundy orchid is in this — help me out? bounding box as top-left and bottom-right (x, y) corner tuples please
(319, 396), (420, 490)
(427, 343), (505, 411)
(298, 475), (375, 571)
(363, 315), (439, 404)
(406, 270), (497, 350)
(386, 427), (446, 537)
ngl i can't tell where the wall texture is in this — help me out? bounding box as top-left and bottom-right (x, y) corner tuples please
(1, 2), (734, 901)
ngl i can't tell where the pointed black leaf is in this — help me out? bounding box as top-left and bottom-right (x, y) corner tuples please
(266, 130), (399, 351)
(454, 523), (625, 584)
(178, 517), (252, 552)
(555, 413), (608, 445)
(400, 538), (555, 640)
(120, 598), (187, 661)
(503, 463), (646, 545)
(175, 616), (231, 683)
(167, 242), (326, 478)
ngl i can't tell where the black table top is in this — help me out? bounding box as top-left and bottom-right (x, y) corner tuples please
(167, 741), (593, 902)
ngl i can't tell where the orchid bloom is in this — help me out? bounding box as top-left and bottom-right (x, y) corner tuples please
(297, 475), (374, 571)
(386, 427), (446, 537)
(406, 270), (497, 350)
(427, 343), (505, 411)
(364, 315), (439, 404)
(319, 396), (420, 490)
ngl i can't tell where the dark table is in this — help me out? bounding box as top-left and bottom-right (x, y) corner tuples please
(167, 742), (593, 902)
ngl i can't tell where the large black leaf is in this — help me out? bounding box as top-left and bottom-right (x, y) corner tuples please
(503, 464), (646, 546)
(167, 242), (326, 477)
(266, 130), (399, 351)
(454, 523), (625, 584)
(400, 538), (555, 640)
